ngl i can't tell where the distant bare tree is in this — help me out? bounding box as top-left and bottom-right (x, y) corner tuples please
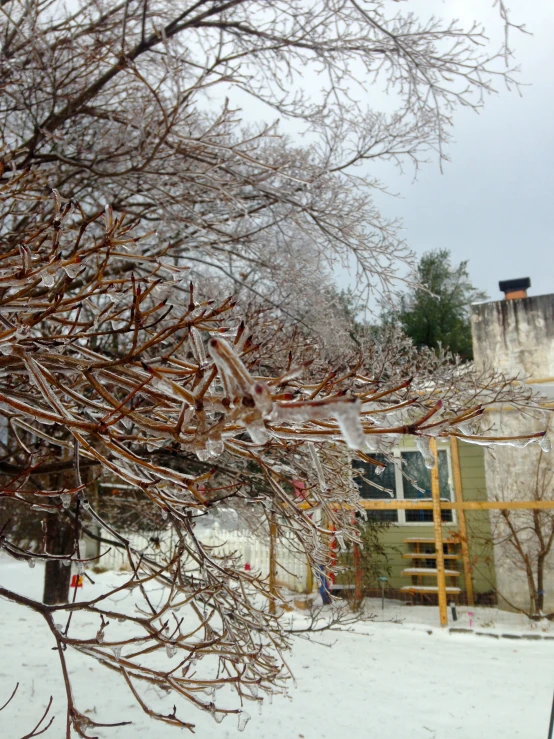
(1, 0), (525, 313)
(472, 447), (554, 619)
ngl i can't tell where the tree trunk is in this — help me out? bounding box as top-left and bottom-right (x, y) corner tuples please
(537, 555), (545, 614)
(43, 512), (73, 605)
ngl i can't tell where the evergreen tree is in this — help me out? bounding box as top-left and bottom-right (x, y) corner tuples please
(391, 249), (486, 360)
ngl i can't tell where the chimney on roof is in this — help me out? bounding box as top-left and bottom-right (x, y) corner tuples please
(499, 277), (531, 300)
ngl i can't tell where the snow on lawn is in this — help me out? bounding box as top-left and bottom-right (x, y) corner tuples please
(1, 557), (552, 739)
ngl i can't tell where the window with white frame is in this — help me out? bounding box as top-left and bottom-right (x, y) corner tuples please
(352, 447), (454, 524)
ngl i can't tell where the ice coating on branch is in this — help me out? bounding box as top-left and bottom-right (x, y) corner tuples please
(189, 327), (207, 365)
(540, 435), (551, 453)
(251, 381), (273, 416)
(208, 337), (272, 415)
(308, 443), (327, 492)
(415, 437), (435, 469)
(237, 711), (251, 732)
(271, 397), (365, 450)
(335, 399), (366, 449)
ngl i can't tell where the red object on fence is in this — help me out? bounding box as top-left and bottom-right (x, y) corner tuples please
(244, 563), (251, 571)
(71, 574), (83, 588)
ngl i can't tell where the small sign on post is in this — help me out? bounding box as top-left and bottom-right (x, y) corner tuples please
(71, 574), (83, 588)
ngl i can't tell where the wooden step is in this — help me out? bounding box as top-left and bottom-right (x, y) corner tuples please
(400, 585), (461, 594)
(403, 537), (457, 545)
(402, 552), (459, 560)
(401, 568), (460, 577)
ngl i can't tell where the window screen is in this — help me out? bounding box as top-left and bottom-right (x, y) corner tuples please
(402, 450), (452, 522)
(352, 454), (398, 523)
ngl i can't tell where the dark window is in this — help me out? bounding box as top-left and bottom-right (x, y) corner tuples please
(402, 450), (453, 523)
(352, 454), (398, 523)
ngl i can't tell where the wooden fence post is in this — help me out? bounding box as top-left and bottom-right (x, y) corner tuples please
(450, 436), (475, 606)
(430, 438), (448, 627)
(268, 510), (277, 614)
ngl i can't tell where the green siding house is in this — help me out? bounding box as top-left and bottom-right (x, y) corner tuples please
(347, 437), (496, 604)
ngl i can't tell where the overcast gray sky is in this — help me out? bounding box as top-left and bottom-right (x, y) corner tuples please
(354, 1), (554, 302)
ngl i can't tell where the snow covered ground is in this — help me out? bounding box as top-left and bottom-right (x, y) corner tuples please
(1, 557), (552, 739)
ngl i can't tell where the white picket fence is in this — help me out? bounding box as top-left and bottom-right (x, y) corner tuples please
(97, 522), (311, 594)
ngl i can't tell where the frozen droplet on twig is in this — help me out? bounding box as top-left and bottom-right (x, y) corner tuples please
(28, 558), (35, 568)
(246, 420), (269, 445)
(63, 263), (82, 278)
(40, 271), (56, 287)
(334, 399), (365, 450)
(166, 643), (176, 658)
(77, 561), (84, 575)
(540, 435), (551, 453)
(207, 437), (224, 458)
(237, 711), (251, 732)
(96, 630), (104, 644)
(456, 421), (473, 436)
(196, 446), (211, 461)
(415, 437), (435, 470)
(375, 464), (385, 476)
(257, 700), (263, 715)
(112, 646), (121, 661)
(61, 493), (71, 509)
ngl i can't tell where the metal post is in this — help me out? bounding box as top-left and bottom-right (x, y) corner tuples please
(548, 691), (554, 739)
(430, 438), (448, 627)
(379, 577), (388, 611)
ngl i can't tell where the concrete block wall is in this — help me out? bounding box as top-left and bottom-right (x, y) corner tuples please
(471, 293), (554, 613)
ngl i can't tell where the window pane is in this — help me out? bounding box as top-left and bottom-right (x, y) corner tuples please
(352, 455), (398, 523)
(402, 450), (453, 523)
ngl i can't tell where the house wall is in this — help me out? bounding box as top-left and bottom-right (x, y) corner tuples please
(471, 293), (554, 613)
(348, 438), (494, 600)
